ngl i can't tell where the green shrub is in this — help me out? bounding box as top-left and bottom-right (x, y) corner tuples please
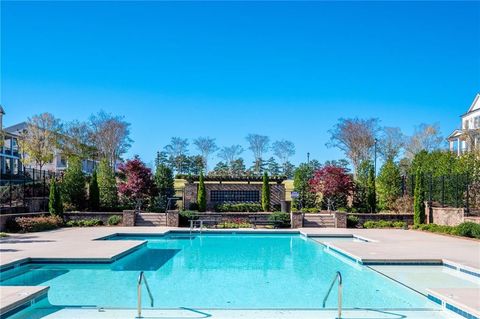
(347, 215), (359, 228)
(262, 172), (270, 212)
(179, 210), (199, 227)
(197, 172), (206, 212)
(268, 212), (290, 228)
(300, 207), (319, 213)
(413, 169), (425, 224)
(88, 170), (100, 211)
(188, 202), (199, 211)
(455, 222), (480, 239)
(61, 156), (87, 210)
(217, 220), (252, 229)
(0, 232), (9, 237)
(215, 203), (263, 212)
(66, 218), (103, 227)
(363, 220), (406, 229)
(107, 215), (122, 226)
(49, 178), (64, 217)
(97, 159), (118, 210)
(15, 216), (63, 233)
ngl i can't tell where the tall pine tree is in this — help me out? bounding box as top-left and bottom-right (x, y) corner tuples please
(262, 171), (271, 212)
(197, 172), (207, 212)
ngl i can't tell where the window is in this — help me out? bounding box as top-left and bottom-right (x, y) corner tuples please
(475, 116), (480, 129)
(210, 190), (260, 203)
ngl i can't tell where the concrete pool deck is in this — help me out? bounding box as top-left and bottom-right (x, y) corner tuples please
(0, 226), (479, 319)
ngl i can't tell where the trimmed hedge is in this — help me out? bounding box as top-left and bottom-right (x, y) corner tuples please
(363, 220), (407, 229)
(107, 215), (122, 226)
(347, 215), (360, 228)
(215, 203), (263, 212)
(413, 222), (480, 239)
(66, 218), (103, 227)
(268, 212), (290, 228)
(15, 216), (64, 233)
(179, 210), (198, 227)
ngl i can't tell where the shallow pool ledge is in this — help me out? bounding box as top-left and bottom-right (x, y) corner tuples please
(0, 286), (49, 317)
(427, 288), (480, 319)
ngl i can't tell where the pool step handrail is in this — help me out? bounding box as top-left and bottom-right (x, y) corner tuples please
(322, 271), (342, 319)
(137, 271), (154, 318)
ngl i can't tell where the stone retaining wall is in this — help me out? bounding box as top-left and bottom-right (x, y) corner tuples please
(63, 212), (123, 225)
(428, 206), (465, 226)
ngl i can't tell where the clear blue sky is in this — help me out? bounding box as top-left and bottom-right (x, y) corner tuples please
(1, 1), (479, 167)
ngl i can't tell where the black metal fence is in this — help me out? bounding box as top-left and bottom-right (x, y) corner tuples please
(0, 168), (62, 213)
(401, 174), (476, 212)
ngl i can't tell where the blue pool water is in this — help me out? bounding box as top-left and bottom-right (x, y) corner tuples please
(1, 233), (435, 310)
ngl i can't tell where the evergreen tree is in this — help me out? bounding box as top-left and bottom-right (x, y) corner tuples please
(49, 178), (63, 216)
(155, 151), (169, 168)
(61, 156), (86, 210)
(367, 163), (376, 213)
(154, 164), (175, 212)
(293, 163), (317, 209)
(250, 158), (266, 176)
(283, 161), (296, 179)
(197, 172), (207, 212)
(376, 159), (402, 211)
(210, 161), (229, 176)
(230, 158), (246, 176)
(88, 170), (100, 211)
(266, 157), (281, 176)
(97, 158), (118, 210)
(353, 160), (376, 213)
(414, 169), (426, 224)
(262, 171), (271, 212)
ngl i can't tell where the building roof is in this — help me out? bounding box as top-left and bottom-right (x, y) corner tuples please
(447, 129), (463, 141)
(4, 122), (27, 134)
(462, 93), (480, 117)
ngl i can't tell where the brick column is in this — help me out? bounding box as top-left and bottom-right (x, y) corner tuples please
(334, 211), (347, 228)
(166, 210), (179, 227)
(290, 212), (303, 228)
(122, 210), (135, 227)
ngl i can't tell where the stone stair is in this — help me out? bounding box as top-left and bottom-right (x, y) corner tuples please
(302, 213), (336, 227)
(134, 213), (167, 226)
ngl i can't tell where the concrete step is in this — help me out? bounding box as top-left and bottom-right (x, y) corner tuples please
(134, 213), (166, 226)
(303, 214), (335, 228)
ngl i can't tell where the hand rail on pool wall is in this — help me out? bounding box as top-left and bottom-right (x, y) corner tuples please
(137, 271), (154, 318)
(322, 271), (342, 319)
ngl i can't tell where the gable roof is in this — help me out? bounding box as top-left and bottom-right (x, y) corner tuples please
(4, 122), (27, 134)
(463, 93), (480, 117)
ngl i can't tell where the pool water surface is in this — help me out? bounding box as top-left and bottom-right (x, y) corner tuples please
(1, 233), (436, 310)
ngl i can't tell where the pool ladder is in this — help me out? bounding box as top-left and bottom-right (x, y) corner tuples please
(322, 271), (342, 319)
(137, 271), (154, 318)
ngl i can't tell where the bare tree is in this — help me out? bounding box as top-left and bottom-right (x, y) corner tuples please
(327, 118), (379, 176)
(193, 137), (218, 172)
(405, 123), (444, 159)
(272, 140), (296, 172)
(378, 127), (406, 161)
(89, 111), (132, 169)
(246, 134), (270, 161)
(18, 113), (61, 171)
(218, 145), (244, 168)
(60, 120), (95, 159)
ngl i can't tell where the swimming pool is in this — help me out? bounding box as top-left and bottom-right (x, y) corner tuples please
(1, 233), (436, 311)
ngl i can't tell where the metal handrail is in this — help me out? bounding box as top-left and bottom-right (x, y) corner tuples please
(322, 271), (342, 319)
(137, 271), (154, 318)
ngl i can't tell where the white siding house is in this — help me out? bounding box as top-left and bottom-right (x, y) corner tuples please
(448, 94), (480, 155)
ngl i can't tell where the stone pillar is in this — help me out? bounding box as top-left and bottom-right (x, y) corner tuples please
(166, 210), (179, 227)
(122, 210), (135, 227)
(290, 212), (303, 228)
(334, 212), (347, 228)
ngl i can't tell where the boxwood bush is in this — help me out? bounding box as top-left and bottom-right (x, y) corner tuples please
(215, 203), (262, 212)
(66, 218), (103, 227)
(179, 210), (199, 227)
(268, 212), (291, 228)
(363, 220), (407, 229)
(107, 215), (122, 226)
(413, 222), (480, 239)
(347, 215), (359, 228)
